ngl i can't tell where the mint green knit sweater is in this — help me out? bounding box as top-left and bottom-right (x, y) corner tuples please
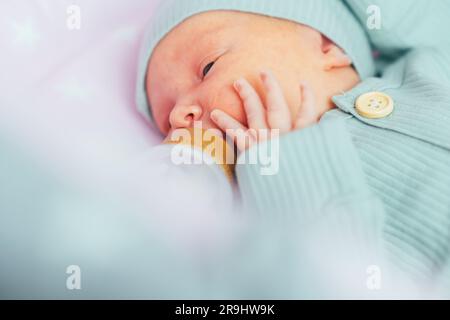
(236, 0), (450, 294)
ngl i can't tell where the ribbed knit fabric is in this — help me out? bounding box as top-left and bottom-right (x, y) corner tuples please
(236, 46), (450, 292)
(136, 0), (375, 124)
(236, 119), (385, 252)
(344, 0), (450, 54)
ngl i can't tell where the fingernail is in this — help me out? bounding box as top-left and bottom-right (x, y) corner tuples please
(234, 80), (243, 91)
(210, 109), (220, 121)
(260, 70), (268, 81)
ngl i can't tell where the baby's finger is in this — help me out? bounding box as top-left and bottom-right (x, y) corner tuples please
(210, 109), (253, 151)
(294, 82), (318, 130)
(234, 78), (267, 130)
(261, 70), (292, 133)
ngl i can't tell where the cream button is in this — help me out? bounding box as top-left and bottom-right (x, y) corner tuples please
(355, 92), (394, 119)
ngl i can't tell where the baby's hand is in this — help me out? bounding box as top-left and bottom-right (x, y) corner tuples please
(210, 69), (319, 152)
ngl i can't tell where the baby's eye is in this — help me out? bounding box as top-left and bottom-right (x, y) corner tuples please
(202, 61), (215, 78)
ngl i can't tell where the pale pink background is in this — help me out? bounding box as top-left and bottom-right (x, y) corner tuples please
(0, 0), (162, 187)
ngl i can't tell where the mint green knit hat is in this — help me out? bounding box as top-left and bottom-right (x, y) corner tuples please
(136, 0), (375, 125)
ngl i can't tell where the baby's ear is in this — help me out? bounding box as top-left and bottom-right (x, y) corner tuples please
(321, 35), (352, 71)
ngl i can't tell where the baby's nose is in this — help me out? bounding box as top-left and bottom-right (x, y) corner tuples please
(169, 104), (203, 129)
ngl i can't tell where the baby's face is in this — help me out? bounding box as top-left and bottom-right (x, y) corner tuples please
(147, 10), (358, 136)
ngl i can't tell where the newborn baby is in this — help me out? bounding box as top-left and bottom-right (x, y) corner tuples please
(137, 0), (450, 297)
(145, 10), (359, 151)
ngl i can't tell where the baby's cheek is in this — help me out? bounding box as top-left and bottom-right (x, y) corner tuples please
(153, 102), (174, 135)
(209, 87), (247, 126)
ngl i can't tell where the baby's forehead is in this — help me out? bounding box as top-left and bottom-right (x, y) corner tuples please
(151, 10), (287, 63)
(170, 10), (298, 42)
(166, 10), (275, 42)
(167, 12), (237, 42)
(154, 14), (234, 56)
(180, 10), (252, 30)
